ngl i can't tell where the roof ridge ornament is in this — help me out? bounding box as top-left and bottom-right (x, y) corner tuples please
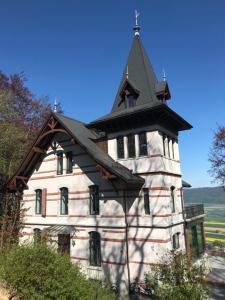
(162, 69), (167, 81)
(53, 97), (58, 112)
(126, 65), (129, 79)
(133, 10), (140, 36)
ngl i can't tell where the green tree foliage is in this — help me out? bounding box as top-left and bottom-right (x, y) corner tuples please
(145, 252), (209, 300)
(209, 126), (225, 187)
(0, 244), (115, 300)
(0, 71), (52, 178)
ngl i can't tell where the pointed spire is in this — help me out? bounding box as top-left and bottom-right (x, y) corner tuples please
(53, 97), (58, 113)
(133, 10), (140, 36)
(162, 69), (166, 81)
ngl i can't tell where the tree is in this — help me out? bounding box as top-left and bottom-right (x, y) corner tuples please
(209, 126), (225, 187)
(0, 71), (52, 178)
(145, 252), (209, 300)
(0, 244), (115, 300)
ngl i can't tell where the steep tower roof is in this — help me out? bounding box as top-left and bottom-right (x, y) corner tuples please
(111, 31), (170, 114)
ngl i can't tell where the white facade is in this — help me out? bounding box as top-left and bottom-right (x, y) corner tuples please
(20, 128), (186, 294)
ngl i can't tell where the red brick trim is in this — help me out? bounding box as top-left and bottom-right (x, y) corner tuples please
(71, 256), (88, 261)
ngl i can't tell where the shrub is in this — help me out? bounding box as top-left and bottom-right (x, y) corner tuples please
(145, 252), (210, 300)
(0, 244), (115, 300)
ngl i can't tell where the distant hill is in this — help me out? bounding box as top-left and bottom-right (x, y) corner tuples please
(183, 186), (225, 205)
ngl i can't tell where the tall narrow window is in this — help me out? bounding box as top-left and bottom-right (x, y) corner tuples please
(57, 152), (63, 175)
(66, 152), (73, 174)
(60, 187), (68, 215)
(172, 233), (180, 250)
(33, 228), (41, 244)
(127, 134), (136, 158)
(89, 231), (101, 266)
(117, 136), (124, 159)
(171, 186), (176, 213)
(143, 188), (150, 215)
(168, 138), (171, 158)
(172, 139), (175, 159)
(162, 135), (166, 156)
(58, 234), (70, 255)
(89, 185), (99, 215)
(139, 132), (148, 156)
(35, 189), (42, 215)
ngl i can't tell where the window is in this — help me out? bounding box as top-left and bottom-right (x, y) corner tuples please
(168, 138), (171, 158)
(35, 189), (42, 215)
(60, 187), (68, 215)
(89, 231), (101, 266)
(170, 186), (176, 213)
(143, 188), (150, 215)
(58, 234), (70, 255)
(162, 135), (166, 156)
(66, 152), (73, 174)
(117, 136), (124, 159)
(57, 152), (63, 175)
(139, 132), (148, 156)
(89, 185), (99, 215)
(127, 134), (136, 158)
(33, 228), (41, 244)
(172, 139), (175, 159)
(127, 94), (136, 108)
(172, 233), (180, 250)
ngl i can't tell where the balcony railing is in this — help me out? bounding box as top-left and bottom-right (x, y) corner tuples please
(184, 204), (204, 220)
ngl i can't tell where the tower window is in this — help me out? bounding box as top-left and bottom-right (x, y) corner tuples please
(127, 94), (136, 108)
(172, 233), (180, 250)
(35, 189), (42, 215)
(66, 152), (73, 174)
(143, 188), (150, 215)
(139, 132), (148, 156)
(89, 185), (99, 215)
(60, 187), (68, 215)
(127, 134), (136, 158)
(57, 152), (63, 175)
(171, 186), (176, 213)
(117, 136), (124, 159)
(89, 231), (101, 266)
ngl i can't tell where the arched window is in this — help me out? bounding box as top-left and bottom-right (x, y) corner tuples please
(89, 231), (101, 266)
(35, 189), (42, 215)
(60, 187), (68, 215)
(33, 228), (41, 244)
(170, 186), (176, 213)
(89, 185), (99, 215)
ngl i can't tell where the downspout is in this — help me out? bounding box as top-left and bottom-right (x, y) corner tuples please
(123, 188), (131, 294)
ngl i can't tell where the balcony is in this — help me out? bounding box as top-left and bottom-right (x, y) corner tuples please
(184, 204), (204, 220)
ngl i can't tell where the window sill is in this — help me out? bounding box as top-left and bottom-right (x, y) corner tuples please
(87, 265), (102, 271)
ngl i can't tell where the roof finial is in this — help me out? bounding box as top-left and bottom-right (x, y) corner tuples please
(126, 65), (129, 79)
(162, 69), (166, 81)
(53, 97), (58, 112)
(133, 10), (140, 36)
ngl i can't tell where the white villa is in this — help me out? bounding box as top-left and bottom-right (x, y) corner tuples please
(8, 19), (205, 294)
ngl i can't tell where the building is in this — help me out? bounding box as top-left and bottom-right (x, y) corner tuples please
(7, 19), (205, 294)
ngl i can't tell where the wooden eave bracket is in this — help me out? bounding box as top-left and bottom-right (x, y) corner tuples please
(96, 164), (117, 181)
(47, 116), (58, 130)
(33, 146), (46, 154)
(8, 175), (29, 191)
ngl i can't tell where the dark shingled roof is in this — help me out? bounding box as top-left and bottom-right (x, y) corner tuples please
(54, 113), (144, 186)
(111, 35), (170, 114)
(182, 180), (192, 188)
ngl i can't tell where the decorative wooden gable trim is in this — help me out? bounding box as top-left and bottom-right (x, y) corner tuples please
(96, 165), (117, 181)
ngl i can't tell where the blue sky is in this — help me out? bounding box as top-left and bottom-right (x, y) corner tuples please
(0, 0), (224, 187)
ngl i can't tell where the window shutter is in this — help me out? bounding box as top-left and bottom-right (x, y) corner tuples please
(41, 188), (47, 217)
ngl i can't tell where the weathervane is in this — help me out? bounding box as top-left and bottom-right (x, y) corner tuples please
(53, 97), (58, 113)
(162, 69), (166, 81)
(134, 10), (141, 36)
(126, 65), (129, 79)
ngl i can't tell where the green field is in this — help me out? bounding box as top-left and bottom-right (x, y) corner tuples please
(204, 204), (225, 246)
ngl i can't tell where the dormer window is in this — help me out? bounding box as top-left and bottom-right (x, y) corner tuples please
(118, 81), (139, 109)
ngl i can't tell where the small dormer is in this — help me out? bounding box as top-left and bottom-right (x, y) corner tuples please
(118, 80), (139, 109)
(155, 81), (171, 102)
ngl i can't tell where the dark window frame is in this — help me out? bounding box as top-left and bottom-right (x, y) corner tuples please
(35, 189), (42, 215)
(57, 152), (63, 175)
(60, 187), (69, 215)
(172, 232), (180, 250)
(162, 134), (166, 156)
(117, 136), (125, 159)
(139, 132), (148, 156)
(143, 188), (150, 215)
(66, 152), (73, 174)
(171, 186), (176, 213)
(89, 185), (99, 215)
(33, 228), (41, 244)
(127, 134), (136, 158)
(89, 231), (101, 267)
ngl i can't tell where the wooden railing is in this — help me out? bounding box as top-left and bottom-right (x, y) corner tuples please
(185, 204), (204, 219)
